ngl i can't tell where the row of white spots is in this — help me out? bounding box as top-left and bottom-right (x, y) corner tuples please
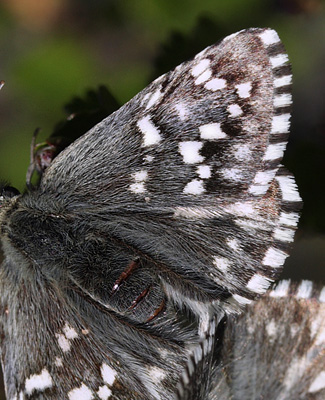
(269, 280), (325, 301)
(129, 170), (148, 194)
(25, 368), (53, 395)
(56, 322), (78, 353)
(191, 56), (230, 93)
(67, 363), (117, 400)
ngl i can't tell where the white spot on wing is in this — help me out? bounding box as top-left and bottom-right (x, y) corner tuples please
(276, 175), (302, 202)
(253, 169), (277, 185)
(191, 59), (210, 77)
(179, 141), (204, 164)
(320, 287), (325, 303)
(55, 357), (63, 367)
(266, 319), (277, 338)
(227, 238), (240, 251)
(197, 165), (211, 179)
(263, 247), (288, 267)
(213, 256), (230, 272)
(274, 75), (292, 88)
(271, 114), (291, 134)
(232, 294), (252, 305)
(296, 280), (313, 299)
(199, 123), (226, 139)
(270, 54), (289, 68)
(183, 179), (205, 195)
(308, 371), (325, 393)
(273, 226), (295, 242)
(97, 385), (112, 400)
(56, 333), (71, 352)
(228, 104), (243, 117)
(259, 29), (281, 46)
(133, 170), (148, 182)
(246, 274), (272, 294)
(25, 369), (53, 395)
(269, 280), (290, 297)
(195, 68), (212, 85)
(279, 212), (300, 227)
(144, 155), (154, 162)
(204, 78), (226, 91)
(146, 89), (162, 109)
(137, 116), (162, 147)
(274, 93), (292, 108)
(148, 366), (166, 382)
(175, 103), (188, 120)
(101, 363), (117, 386)
(263, 143), (286, 161)
(235, 82), (252, 98)
(62, 323), (78, 340)
(68, 383), (93, 400)
(129, 182), (146, 194)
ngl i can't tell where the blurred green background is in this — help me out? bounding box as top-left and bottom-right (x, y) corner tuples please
(0, 0), (324, 398)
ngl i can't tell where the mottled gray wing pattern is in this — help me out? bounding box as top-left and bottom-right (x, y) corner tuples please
(38, 28), (301, 316)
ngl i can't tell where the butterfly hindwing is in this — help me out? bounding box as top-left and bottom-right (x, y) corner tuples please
(209, 281), (325, 400)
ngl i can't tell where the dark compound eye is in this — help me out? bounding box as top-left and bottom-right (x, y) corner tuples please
(0, 186), (20, 200)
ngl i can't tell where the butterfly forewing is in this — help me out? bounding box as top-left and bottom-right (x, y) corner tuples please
(38, 28), (300, 312)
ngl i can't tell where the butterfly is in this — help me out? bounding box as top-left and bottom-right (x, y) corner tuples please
(0, 28), (303, 399)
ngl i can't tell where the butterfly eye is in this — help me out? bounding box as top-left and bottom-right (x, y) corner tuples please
(0, 186), (20, 204)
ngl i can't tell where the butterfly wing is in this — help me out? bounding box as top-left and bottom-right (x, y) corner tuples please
(38, 28), (301, 315)
(209, 281), (325, 400)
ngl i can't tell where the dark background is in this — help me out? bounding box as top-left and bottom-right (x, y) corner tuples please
(0, 0), (324, 398)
